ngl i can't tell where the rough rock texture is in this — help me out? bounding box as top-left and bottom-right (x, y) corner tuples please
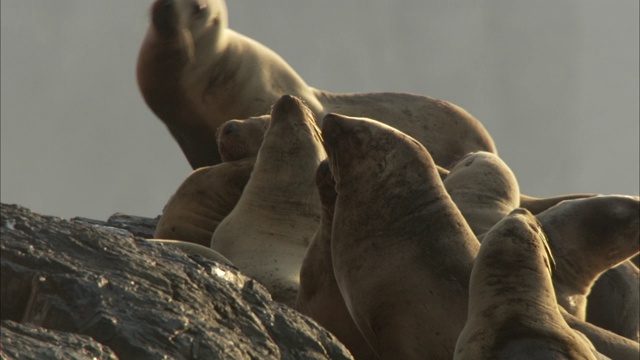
(72, 213), (159, 239)
(0, 203), (353, 360)
(1, 320), (119, 360)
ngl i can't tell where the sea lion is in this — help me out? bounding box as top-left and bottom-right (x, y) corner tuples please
(443, 151), (520, 236)
(414, 164), (595, 216)
(316, 92), (496, 168)
(322, 113), (479, 359)
(137, 0), (322, 168)
(519, 193), (597, 215)
(296, 160), (376, 360)
(210, 95), (325, 306)
(586, 261), (639, 342)
(154, 157), (255, 247)
(562, 308), (640, 360)
(454, 208), (603, 360)
(147, 239), (234, 266)
(216, 115), (269, 162)
(536, 195), (640, 320)
(137, 0), (496, 169)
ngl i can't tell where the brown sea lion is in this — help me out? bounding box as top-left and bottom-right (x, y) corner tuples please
(137, 0), (322, 168)
(210, 95), (325, 307)
(322, 113), (479, 359)
(154, 157), (255, 247)
(216, 115), (269, 162)
(536, 195), (640, 320)
(454, 208), (603, 360)
(562, 308), (640, 360)
(443, 151), (520, 236)
(296, 160), (376, 360)
(137, 0), (496, 169)
(586, 261), (639, 342)
(519, 193), (597, 215)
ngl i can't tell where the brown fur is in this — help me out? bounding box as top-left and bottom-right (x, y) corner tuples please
(297, 160), (376, 360)
(154, 157), (255, 246)
(455, 208), (600, 360)
(323, 113), (479, 359)
(537, 195), (640, 319)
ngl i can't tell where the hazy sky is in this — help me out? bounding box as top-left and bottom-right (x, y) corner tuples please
(1, 1), (638, 220)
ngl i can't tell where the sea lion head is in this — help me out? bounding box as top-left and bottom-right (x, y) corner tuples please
(446, 151), (520, 197)
(266, 95), (323, 150)
(321, 113), (435, 190)
(477, 208), (556, 294)
(216, 115), (269, 162)
(150, 0), (228, 61)
(540, 195), (640, 265)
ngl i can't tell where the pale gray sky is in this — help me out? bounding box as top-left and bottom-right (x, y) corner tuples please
(1, 1), (638, 220)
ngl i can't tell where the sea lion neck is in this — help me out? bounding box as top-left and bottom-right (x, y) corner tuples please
(469, 217), (561, 324)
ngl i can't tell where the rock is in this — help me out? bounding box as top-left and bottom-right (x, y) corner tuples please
(0, 203), (353, 360)
(1, 319), (119, 360)
(72, 213), (159, 239)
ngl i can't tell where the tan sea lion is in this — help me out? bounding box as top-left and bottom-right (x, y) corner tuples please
(536, 195), (640, 320)
(210, 95), (325, 306)
(137, 0), (496, 169)
(297, 160), (376, 360)
(519, 193), (598, 215)
(412, 164), (594, 217)
(137, 0), (322, 168)
(562, 308), (640, 360)
(587, 261), (639, 342)
(216, 115), (269, 162)
(443, 151), (520, 236)
(454, 208), (603, 360)
(322, 113), (479, 359)
(154, 157), (255, 247)
(316, 92), (496, 168)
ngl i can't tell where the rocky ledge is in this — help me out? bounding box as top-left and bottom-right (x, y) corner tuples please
(0, 203), (352, 359)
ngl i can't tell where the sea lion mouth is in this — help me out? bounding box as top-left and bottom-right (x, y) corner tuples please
(152, 0), (178, 38)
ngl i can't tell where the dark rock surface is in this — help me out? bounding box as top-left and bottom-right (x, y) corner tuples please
(72, 213), (159, 239)
(0, 203), (353, 359)
(1, 320), (118, 360)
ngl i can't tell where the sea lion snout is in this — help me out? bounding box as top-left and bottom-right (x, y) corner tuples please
(321, 113), (348, 138)
(219, 120), (239, 136)
(152, 0), (178, 37)
(322, 113), (372, 151)
(271, 95), (307, 119)
(320, 113), (344, 153)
